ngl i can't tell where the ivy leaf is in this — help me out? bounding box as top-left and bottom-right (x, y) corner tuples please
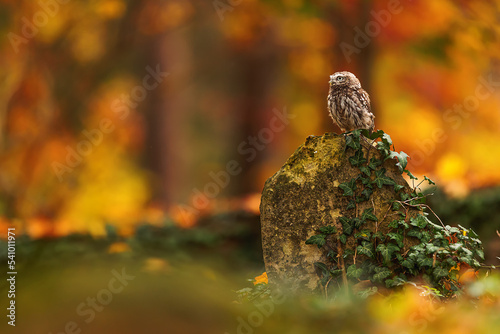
(357, 241), (375, 258)
(475, 248), (485, 260)
(387, 232), (404, 248)
(339, 179), (357, 197)
(361, 208), (378, 222)
(360, 176), (372, 186)
(459, 255), (473, 266)
(424, 176), (435, 185)
(377, 146), (390, 159)
(410, 215), (429, 229)
(360, 128), (371, 138)
(392, 202), (402, 211)
(361, 260), (376, 274)
(340, 217), (354, 235)
(433, 266), (449, 278)
(351, 129), (363, 137)
(372, 168), (395, 188)
(361, 188), (373, 201)
(314, 262), (329, 273)
(347, 264), (363, 279)
(417, 256), (433, 267)
(393, 184), (405, 192)
(357, 286), (378, 299)
(421, 230), (432, 243)
(425, 243), (440, 254)
(396, 151), (409, 171)
(449, 242), (463, 251)
(305, 234), (326, 248)
(399, 220), (409, 229)
(346, 134), (361, 150)
(381, 133), (393, 147)
(359, 166), (371, 177)
(388, 220), (399, 228)
(346, 200), (356, 210)
(446, 226), (461, 234)
(400, 192), (410, 201)
(364, 129), (384, 140)
(401, 259), (414, 269)
(327, 250), (337, 260)
(445, 258), (457, 268)
(319, 225), (337, 234)
(372, 267), (392, 283)
(354, 197), (365, 206)
(412, 193), (426, 205)
(460, 247), (473, 257)
(377, 243), (400, 264)
(368, 157), (382, 170)
(339, 234), (347, 244)
(433, 232), (445, 242)
(407, 229), (422, 239)
(470, 237), (482, 246)
(349, 150), (367, 167)
(404, 169), (418, 180)
(353, 217), (365, 229)
(376, 244), (389, 262)
(385, 279), (399, 288)
(411, 244), (425, 253)
(331, 269), (343, 277)
(388, 151), (408, 172)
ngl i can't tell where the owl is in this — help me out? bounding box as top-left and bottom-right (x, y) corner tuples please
(327, 71), (375, 133)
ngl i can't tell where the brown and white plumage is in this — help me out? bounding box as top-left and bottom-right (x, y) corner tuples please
(327, 71), (375, 133)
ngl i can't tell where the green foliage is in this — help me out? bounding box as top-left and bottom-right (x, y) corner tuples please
(372, 169), (395, 188)
(305, 234), (327, 248)
(426, 186), (500, 246)
(347, 264), (363, 279)
(339, 179), (357, 197)
(236, 280), (272, 302)
(305, 129), (487, 298)
(0, 214), (265, 275)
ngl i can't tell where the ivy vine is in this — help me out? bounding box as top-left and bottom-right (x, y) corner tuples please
(306, 129), (486, 297)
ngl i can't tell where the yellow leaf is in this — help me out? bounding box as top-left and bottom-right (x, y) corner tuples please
(253, 272), (268, 285)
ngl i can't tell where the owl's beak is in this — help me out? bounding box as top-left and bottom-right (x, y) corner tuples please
(329, 75), (335, 83)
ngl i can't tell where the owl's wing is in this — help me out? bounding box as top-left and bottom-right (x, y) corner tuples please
(359, 89), (371, 112)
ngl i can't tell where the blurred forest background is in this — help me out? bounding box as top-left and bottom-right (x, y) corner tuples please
(0, 0), (500, 252)
(1, 1), (500, 333)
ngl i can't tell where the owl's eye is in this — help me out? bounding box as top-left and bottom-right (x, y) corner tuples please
(336, 76), (345, 82)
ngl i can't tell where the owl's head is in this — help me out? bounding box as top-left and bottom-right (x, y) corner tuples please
(329, 71), (362, 89)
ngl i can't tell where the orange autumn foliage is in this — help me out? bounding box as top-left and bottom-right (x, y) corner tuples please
(1, 0), (500, 237)
(254, 272), (268, 285)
